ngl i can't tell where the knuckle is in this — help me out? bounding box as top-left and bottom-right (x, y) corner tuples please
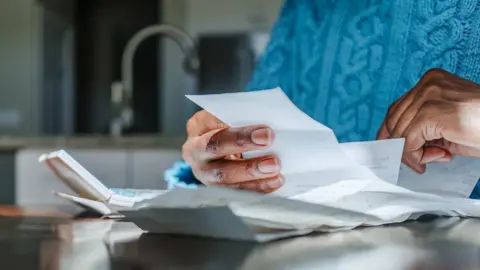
(386, 102), (396, 116)
(211, 167), (232, 184)
(186, 115), (199, 135)
(186, 110), (213, 135)
(214, 117), (227, 130)
(193, 164), (208, 180)
(182, 139), (199, 164)
(234, 129), (253, 148)
(185, 136), (204, 159)
(385, 118), (395, 134)
(419, 83), (442, 99)
(181, 141), (190, 160)
(421, 100), (441, 112)
(205, 132), (222, 155)
(423, 68), (446, 81)
(244, 160), (257, 178)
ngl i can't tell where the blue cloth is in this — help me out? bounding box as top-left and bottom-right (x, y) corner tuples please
(165, 0), (480, 198)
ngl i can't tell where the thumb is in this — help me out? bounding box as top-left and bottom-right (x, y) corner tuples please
(402, 146), (451, 174)
(419, 146), (452, 164)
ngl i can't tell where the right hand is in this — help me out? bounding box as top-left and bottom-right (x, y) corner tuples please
(182, 110), (284, 193)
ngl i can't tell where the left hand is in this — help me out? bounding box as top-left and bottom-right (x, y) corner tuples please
(377, 68), (480, 173)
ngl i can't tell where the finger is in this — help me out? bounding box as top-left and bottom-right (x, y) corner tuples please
(226, 175), (285, 194)
(391, 88), (445, 139)
(386, 69), (446, 136)
(431, 157), (452, 163)
(446, 144), (480, 157)
(419, 146), (450, 164)
(385, 89), (418, 135)
(431, 150), (453, 163)
(390, 97), (426, 139)
(427, 139), (480, 158)
(186, 110), (228, 137)
(198, 155), (281, 185)
(192, 125), (274, 160)
(376, 122), (391, 140)
(401, 107), (443, 153)
(402, 152), (426, 174)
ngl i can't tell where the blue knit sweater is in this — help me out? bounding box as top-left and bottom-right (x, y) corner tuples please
(165, 0), (480, 199)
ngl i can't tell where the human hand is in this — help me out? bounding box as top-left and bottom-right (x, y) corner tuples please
(377, 69), (480, 173)
(182, 110), (283, 193)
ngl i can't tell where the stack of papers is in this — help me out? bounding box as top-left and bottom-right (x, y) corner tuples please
(119, 88), (480, 241)
(41, 88), (480, 242)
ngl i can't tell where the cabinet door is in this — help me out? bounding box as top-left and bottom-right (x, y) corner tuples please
(15, 149), (128, 206)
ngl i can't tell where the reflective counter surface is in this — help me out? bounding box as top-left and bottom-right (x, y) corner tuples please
(1, 210), (480, 270)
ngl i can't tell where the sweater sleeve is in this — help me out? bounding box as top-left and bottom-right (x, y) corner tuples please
(164, 0), (297, 189)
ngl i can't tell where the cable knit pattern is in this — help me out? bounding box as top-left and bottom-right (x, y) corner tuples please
(167, 0), (480, 198)
(250, 0), (480, 142)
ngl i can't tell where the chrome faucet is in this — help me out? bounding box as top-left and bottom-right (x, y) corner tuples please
(110, 24), (199, 136)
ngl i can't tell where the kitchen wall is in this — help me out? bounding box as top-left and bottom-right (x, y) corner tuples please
(0, 0), (76, 136)
(160, 0), (284, 136)
(0, 0), (41, 135)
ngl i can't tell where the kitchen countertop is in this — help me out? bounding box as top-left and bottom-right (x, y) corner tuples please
(3, 205), (480, 270)
(0, 135), (186, 150)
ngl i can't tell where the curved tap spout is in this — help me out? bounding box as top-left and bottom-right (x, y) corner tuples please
(110, 24), (198, 136)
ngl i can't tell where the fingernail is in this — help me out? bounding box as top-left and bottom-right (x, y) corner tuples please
(423, 156), (441, 164)
(434, 157), (451, 163)
(251, 128), (273, 146)
(267, 177), (284, 189)
(257, 157), (280, 174)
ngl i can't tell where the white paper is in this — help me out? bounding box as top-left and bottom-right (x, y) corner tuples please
(123, 88), (480, 241)
(188, 88), (405, 193)
(398, 157), (480, 198)
(187, 89), (355, 175)
(341, 139), (404, 185)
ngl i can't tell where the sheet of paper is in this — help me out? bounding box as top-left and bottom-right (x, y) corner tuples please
(137, 187), (383, 229)
(291, 178), (480, 223)
(132, 184), (480, 236)
(274, 166), (379, 197)
(398, 156), (480, 198)
(187, 88), (330, 131)
(187, 88), (404, 184)
(257, 138), (404, 197)
(119, 88), (480, 240)
(340, 139), (404, 185)
(121, 204), (313, 242)
(187, 88), (356, 174)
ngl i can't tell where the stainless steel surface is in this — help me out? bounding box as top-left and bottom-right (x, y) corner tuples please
(110, 24), (199, 137)
(3, 216), (480, 269)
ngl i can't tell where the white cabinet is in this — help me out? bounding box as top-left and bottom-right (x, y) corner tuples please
(130, 150), (183, 190)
